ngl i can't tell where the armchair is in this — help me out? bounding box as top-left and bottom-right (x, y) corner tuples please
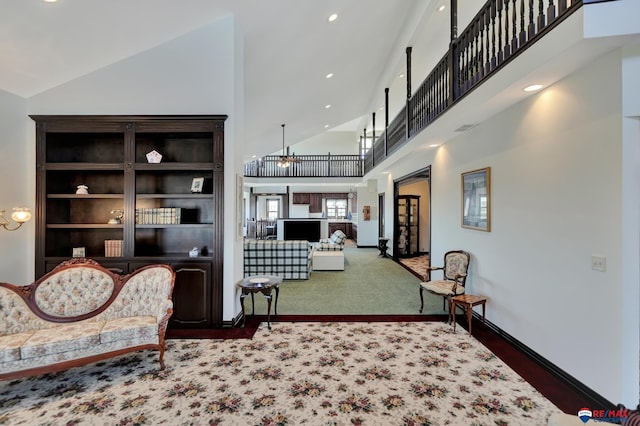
(419, 250), (470, 323)
(315, 229), (347, 251)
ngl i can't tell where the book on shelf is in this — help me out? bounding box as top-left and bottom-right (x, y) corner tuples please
(135, 208), (182, 224)
(104, 240), (123, 257)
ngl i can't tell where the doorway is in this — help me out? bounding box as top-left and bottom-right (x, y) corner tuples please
(393, 166), (431, 278)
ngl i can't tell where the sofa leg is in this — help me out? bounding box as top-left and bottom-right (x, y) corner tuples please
(159, 347), (166, 370)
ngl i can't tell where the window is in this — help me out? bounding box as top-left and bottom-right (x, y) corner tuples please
(266, 199), (279, 220)
(360, 137), (373, 158)
(326, 199), (347, 219)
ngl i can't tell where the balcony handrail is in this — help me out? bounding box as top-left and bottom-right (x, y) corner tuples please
(244, 153), (363, 178)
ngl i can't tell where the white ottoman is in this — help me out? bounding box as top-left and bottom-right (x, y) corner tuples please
(312, 250), (344, 271)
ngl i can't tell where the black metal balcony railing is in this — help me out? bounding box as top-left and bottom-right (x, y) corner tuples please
(243, 154), (363, 178)
(244, 0), (584, 179)
(366, 0), (583, 175)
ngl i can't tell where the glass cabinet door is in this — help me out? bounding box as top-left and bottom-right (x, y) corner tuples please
(396, 195), (420, 257)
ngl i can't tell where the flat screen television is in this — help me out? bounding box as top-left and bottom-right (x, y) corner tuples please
(283, 220), (321, 242)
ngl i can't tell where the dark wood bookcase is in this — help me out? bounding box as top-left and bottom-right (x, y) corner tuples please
(32, 115), (227, 329)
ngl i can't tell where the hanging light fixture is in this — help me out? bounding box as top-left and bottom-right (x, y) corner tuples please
(276, 124), (300, 168)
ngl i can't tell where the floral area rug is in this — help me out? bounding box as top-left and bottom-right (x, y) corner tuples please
(0, 322), (561, 425)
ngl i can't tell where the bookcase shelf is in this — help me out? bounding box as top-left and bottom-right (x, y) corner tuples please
(33, 115), (227, 329)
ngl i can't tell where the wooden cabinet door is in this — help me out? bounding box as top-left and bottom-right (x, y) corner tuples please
(309, 194), (323, 213)
(169, 262), (212, 328)
(292, 193), (310, 204)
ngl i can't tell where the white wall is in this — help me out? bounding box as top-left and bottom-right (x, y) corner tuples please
(620, 44), (640, 407)
(0, 90), (32, 283)
(382, 49), (638, 404)
(356, 182), (380, 247)
(224, 17), (245, 324)
(285, 131), (358, 156)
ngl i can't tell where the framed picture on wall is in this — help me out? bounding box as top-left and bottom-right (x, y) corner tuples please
(461, 167), (491, 231)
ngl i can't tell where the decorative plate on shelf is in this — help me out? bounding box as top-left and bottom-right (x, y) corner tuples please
(146, 150), (162, 163)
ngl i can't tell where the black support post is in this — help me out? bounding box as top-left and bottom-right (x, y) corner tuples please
(406, 46), (412, 99)
(451, 0), (458, 40)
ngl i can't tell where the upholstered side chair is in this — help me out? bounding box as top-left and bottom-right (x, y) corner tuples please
(419, 250), (471, 323)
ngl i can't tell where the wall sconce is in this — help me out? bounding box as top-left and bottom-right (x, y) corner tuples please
(0, 207), (32, 231)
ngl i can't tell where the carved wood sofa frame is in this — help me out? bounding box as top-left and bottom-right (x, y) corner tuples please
(0, 259), (175, 381)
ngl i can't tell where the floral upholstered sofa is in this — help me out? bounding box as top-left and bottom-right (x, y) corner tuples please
(0, 259), (175, 380)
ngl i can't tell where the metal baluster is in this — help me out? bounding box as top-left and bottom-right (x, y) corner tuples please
(547, 0), (556, 23)
(520, 0), (527, 46)
(537, 0), (546, 30)
(485, 7), (491, 75)
(528, 0), (536, 39)
(464, 34), (470, 90)
(558, 0), (567, 14)
(491, 1), (497, 70)
(478, 17), (485, 78)
(431, 72), (435, 119)
(504, 0), (511, 58)
(511, 0), (518, 52)
(461, 34), (466, 90)
(472, 20), (478, 83)
(497, 0), (504, 64)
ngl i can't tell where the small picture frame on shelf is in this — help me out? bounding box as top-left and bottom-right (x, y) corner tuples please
(191, 177), (205, 193)
(72, 247), (86, 258)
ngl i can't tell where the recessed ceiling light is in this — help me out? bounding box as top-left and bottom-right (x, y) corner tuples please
(524, 84), (543, 92)
(324, 124), (330, 129)
(429, 144), (440, 147)
(328, 13), (338, 22)
(438, 5), (446, 11)
(325, 104), (331, 109)
(399, 73), (405, 79)
(251, 155), (257, 158)
(43, 0), (58, 2)
(326, 73), (333, 79)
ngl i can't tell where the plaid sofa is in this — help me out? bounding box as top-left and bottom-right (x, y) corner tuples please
(315, 230), (347, 251)
(244, 240), (312, 280)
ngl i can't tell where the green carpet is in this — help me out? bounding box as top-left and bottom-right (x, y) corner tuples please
(249, 247), (446, 315)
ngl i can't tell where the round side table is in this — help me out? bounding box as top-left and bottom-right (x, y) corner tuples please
(237, 275), (283, 330)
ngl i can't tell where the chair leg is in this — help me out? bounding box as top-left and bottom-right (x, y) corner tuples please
(446, 295), (453, 324)
(419, 286), (424, 313)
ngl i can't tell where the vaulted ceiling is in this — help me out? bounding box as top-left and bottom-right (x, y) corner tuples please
(4, 1), (626, 168)
(1, 0), (484, 160)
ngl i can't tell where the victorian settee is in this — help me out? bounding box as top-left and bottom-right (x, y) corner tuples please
(0, 259), (175, 380)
